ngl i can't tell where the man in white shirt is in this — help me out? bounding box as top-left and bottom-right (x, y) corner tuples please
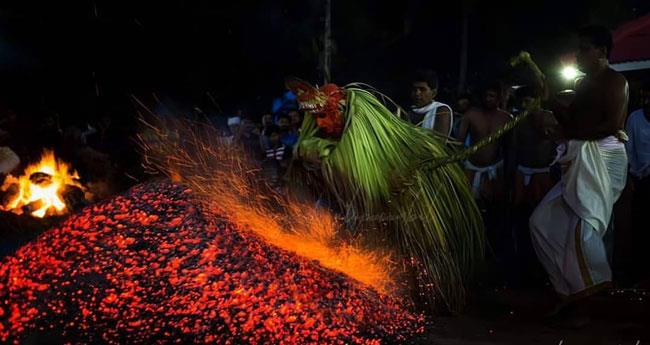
(409, 70), (453, 137)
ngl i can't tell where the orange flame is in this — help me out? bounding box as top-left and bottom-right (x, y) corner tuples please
(139, 119), (396, 294)
(1, 150), (84, 218)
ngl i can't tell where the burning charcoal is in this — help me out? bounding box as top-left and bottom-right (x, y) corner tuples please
(22, 199), (44, 214)
(62, 185), (86, 212)
(1, 182), (19, 206)
(0, 182), (425, 344)
(29, 172), (53, 186)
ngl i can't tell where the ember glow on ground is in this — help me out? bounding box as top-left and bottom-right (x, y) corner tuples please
(0, 182), (424, 344)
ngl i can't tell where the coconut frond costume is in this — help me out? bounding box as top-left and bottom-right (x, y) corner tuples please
(285, 79), (486, 312)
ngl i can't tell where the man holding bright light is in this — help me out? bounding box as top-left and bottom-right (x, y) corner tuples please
(529, 25), (629, 327)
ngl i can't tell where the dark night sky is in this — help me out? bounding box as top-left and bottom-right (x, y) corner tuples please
(1, 0), (649, 126)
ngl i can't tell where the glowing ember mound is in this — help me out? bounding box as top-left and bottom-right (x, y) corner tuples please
(0, 182), (424, 344)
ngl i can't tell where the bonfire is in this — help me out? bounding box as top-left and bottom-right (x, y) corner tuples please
(0, 150), (88, 218)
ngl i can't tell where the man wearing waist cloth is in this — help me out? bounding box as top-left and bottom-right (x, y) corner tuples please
(529, 25), (629, 327)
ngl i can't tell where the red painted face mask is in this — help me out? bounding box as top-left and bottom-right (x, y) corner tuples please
(286, 78), (346, 138)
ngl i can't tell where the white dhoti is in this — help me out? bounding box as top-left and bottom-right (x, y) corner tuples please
(530, 135), (627, 297)
(464, 160), (503, 199)
(517, 165), (551, 187)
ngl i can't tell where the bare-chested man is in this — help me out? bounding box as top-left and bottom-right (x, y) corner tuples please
(457, 83), (513, 267)
(529, 25), (629, 327)
(509, 52), (559, 206)
(457, 83), (512, 202)
(512, 86), (559, 205)
(506, 82), (559, 286)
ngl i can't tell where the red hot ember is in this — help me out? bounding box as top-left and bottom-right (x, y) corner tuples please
(0, 182), (425, 344)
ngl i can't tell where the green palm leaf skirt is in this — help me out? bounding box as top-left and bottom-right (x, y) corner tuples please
(290, 87), (485, 313)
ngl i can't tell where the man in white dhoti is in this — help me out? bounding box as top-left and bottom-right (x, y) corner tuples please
(530, 25), (629, 326)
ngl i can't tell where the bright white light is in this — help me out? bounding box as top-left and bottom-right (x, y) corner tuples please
(561, 66), (580, 81)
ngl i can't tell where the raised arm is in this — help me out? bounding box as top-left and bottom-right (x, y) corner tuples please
(510, 51), (548, 100)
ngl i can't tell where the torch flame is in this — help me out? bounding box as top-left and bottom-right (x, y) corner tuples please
(1, 150), (84, 218)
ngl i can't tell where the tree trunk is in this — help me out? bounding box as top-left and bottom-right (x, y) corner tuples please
(458, 3), (469, 94)
(323, 0), (332, 84)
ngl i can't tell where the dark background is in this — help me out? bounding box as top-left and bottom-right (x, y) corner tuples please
(1, 0), (648, 127)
